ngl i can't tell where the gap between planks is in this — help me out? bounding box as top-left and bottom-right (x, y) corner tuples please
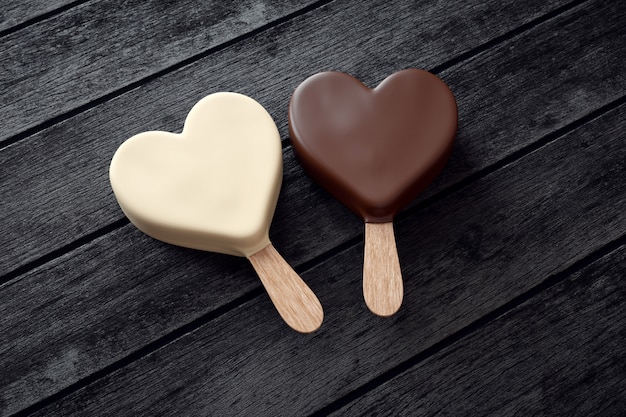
(10, 98), (626, 416)
(2, 93), (624, 289)
(0, 0), (611, 286)
(429, 0), (588, 75)
(0, 0), (589, 152)
(8, 286), (265, 417)
(2, 1), (620, 412)
(0, 0), (90, 39)
(308, 234), (626, 417)
(0, 0), (335, 152)
(14, 228), (626, 417)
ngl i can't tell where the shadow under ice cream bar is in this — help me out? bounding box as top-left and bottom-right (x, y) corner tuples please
(289, 69), (458, 316)
(109, 92), (323, 333)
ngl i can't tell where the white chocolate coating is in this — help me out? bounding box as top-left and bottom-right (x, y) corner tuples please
(109, 92), (282, 257)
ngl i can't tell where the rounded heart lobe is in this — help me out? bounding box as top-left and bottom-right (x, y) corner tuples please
(289, 69), (457, 222)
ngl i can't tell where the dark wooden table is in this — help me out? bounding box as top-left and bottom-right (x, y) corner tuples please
(1, 0), (624, 415)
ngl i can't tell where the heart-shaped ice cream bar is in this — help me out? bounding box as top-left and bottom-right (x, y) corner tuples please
(110, 92), (323, 333)
(111, 93), (281, 257)
(289, 69), (457, 316)
(289, 69), (457, 222)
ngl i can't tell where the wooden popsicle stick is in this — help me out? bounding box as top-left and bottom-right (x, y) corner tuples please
(248, 244), (324, 333)
(363, 222), (403, 316)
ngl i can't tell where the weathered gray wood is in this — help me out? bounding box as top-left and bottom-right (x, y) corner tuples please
(0, 0), (317, 144)
(0, 0), (79, 33)
(0, 226), (257, 416)
(2, 2), (625, 413)
(333, 246), (626, 417)
(2, 0), (619, 276)
(28, 103), (626, 416)
(2, 0), (625, 414)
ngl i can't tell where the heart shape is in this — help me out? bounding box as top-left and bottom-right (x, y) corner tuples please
(110, 92), (282, 257)
(288, 69), (457, 222)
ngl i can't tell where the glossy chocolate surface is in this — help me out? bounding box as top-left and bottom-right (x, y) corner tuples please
(289, 69), (458, 222)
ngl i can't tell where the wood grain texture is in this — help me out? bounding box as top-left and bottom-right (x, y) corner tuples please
(363, 222), (403, 317)
(2, 0), (619, 277)
(0, 0), (317, 144)
(333, 246), (626, 416)
(1, 1), (624, 413)
(0, 225), (260, 416)
(25, 97), (626, 416)
(248, 244), (323, 333)
(0, 0), (79, 33)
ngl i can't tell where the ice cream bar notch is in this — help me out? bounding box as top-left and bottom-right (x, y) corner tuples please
(110, 92), (323, 333)
(289, 69), (458, 316)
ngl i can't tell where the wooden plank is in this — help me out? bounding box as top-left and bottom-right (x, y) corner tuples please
(0, 0), (80, 33)
(0, 0), (319, 145)
(1, 0), (625, 413)
(27, 103), (626, 416)
(1, 0), (617, 276)
(0, 0), (611, 409)
(0, 226), (259, 416)
(332, 246), (626, 417)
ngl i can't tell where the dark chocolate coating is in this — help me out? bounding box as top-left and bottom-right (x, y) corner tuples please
(288, 69), (458, 222)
